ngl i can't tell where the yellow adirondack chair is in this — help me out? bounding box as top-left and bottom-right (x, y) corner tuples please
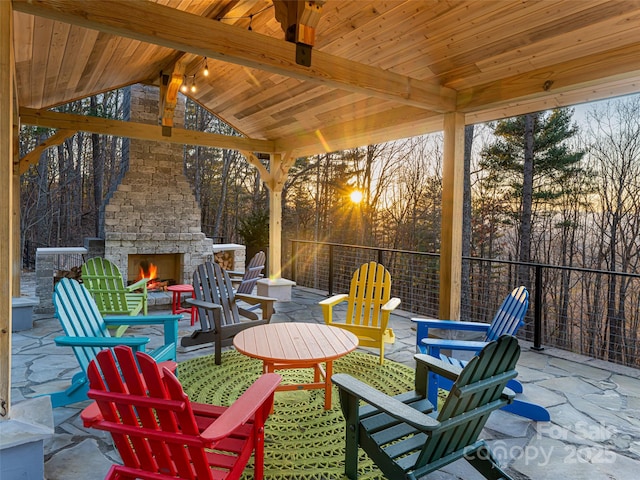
(81, 257), (149, 337)
(319, 262), (400, 364)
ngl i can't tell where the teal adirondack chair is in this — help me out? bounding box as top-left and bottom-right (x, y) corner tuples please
(412, 286), (550, 421)
(332, 335), (521, 479)
(81, 257), (149, 336)
(46, 278), (180, 408)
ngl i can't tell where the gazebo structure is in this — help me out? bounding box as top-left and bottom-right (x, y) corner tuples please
(3, 0), (640, 422)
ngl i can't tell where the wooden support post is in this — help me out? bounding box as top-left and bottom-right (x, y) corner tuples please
(12, 103), (20, 294)
(240, 151), (295, 280)
(268, 187), (283, 279)
(439, 112), (465, 320)
(1, 0), (14, 419)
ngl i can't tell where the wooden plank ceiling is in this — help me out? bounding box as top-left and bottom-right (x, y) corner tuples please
(11, 0), (640, 157)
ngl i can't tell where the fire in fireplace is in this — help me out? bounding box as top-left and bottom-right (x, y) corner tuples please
(128, 254), (182, 291)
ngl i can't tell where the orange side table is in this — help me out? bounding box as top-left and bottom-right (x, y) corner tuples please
(167, 284), (197, 325)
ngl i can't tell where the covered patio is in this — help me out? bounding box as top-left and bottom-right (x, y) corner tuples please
(10, 274), (640, 479)
(4, 1), (640, 477)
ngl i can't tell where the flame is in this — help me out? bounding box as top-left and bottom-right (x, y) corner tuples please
(138, 261), (158, 281)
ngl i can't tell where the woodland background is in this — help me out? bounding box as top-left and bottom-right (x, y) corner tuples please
(19, 89), (640, 365)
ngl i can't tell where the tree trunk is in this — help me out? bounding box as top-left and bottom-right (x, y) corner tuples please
(461, 124), (474, 320)
(518, 113), (534, 289)
(91, 97), (104, 237)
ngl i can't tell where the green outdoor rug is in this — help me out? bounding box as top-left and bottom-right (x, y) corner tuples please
(178, 349), (416, 479)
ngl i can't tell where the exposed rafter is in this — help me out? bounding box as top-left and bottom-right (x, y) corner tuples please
(12, 0), (457, 113)
(19, 108), (276, 153)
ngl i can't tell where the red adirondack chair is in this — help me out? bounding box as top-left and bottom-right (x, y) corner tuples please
(80, 346), (281, 480)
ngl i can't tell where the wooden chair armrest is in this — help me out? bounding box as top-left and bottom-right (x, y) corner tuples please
(54, 336), (149, 349)
(186, 298), (222, 311)
(318, 294), (348, 307)
(200, 373), (281, 442)
(235, 293), (277, 304)
(411, 318), (491, 332)
(421, 338), (489, 353)
(382, 297), (401, 312)
(332, 373), (439, 431)
(126, 277), (150, 292)
(103, 314), (181, 326)
(80, 402), (102, 426)
(414, 353), (463, 380)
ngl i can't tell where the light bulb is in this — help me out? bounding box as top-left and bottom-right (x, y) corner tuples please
(203, 58), (209, 77)
(180, 75), (188, 93)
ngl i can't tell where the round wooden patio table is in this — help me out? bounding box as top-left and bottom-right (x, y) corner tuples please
(233, 322), (358, 410)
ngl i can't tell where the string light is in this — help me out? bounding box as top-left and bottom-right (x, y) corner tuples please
(216, 4), (272, 30)
(178, 56), (213, 94)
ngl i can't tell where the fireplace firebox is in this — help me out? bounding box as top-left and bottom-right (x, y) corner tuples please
(128, 253), (182, 286)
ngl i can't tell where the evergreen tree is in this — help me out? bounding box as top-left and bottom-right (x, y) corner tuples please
(479, 109), (585, 288)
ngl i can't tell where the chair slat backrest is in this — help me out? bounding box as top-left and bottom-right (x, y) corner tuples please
(485, 286), (529, 342)
(345, 262), (392, 329)
(82, 257), (131, 313)
(417, 335), (520, 469)
(86, 347), (213, 479)
(53, 278), (112, 373)
(235, 251), (265, 294)
(193, 261), (240, 330)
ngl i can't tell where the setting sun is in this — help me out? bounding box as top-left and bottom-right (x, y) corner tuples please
(350, 190), (363, 204)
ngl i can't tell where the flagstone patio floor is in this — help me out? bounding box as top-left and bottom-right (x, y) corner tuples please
(9, 277), (640, 479)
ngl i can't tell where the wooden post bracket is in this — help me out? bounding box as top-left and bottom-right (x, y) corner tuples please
(16, 129), (76, 175)
(273, 1), (325, 67)
(159, 58), (188, 136)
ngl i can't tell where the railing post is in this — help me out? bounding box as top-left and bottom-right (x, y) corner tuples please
(291, 241), (297, 283)
(328, 244), (334, 296)
(532, 264), (544, 351)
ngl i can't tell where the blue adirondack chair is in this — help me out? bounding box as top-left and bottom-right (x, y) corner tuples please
(412, 286), (550, 421)
(46, 278), (181, 408)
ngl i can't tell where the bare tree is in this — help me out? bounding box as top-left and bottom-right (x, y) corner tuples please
(585, 98), (640, 363)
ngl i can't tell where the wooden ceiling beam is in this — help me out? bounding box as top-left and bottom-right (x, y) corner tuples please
(19, 107), (277, 153)
(457, 42), (640, 113)
(13, 0), (457, 113)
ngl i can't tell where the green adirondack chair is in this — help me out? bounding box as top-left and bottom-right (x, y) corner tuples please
(46, 278), (180, 408)
(82, 257), (149, 336)
(332, 334), (520, 480)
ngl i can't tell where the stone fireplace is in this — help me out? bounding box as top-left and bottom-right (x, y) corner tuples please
(103, 84), (213, 284)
